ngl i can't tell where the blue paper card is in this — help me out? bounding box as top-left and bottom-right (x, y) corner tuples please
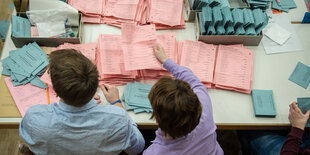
(289, 62), (310, 89)
(297, 98), (310, 127)
(251, 89), (277, 117)
(11, 15), (31, 37)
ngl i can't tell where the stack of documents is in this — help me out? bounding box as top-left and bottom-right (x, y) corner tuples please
(4, 77), (58, 117)
(147, 0), (185, 30)
(11, 15), (31, 38)
(297, 98), (310, 127)
(1, 42), (48, 89)
(53, 43), (97, 64)
(122, 82), (153, 114)
(272, 0), (297, 12)
(248, 0), (271, 9)
(251, 89), (277, 117)
(68, 0), (185, 30)
(199, 7), (268, 35)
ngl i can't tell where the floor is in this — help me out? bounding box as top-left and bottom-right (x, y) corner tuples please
(0, 129), (242, 155)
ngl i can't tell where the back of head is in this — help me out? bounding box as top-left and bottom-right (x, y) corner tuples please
(148, 76), (202, 139)
(49, 49), (99, 107)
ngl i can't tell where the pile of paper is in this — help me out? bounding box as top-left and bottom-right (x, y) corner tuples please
(190, 0), (230, 10)
(272, 0), (297, 12)
(1, 42), (48, 88)
(11, 15), (31, 38)
(146, 0), (185, 30)
(180, 42), (254, 94)
(68, 0), (185, 30)
(122, 82), (153, 114)
(53, 43), (97, 64)
(248, 0), (271, 10)
(251, 89), (276, 117)
(200, 7), (268, 35)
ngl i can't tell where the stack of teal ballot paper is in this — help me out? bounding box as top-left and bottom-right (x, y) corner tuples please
(0, 19), (10, 41)
(190, 0), (230, 10)
(200, 7), (268, 35)
(297, 98), (310, 127)
(11, 15), (31, 38)
(272, 0), (297, 12)
(248, 0), (272, 10)
(251, 89), (277, 117)
(1, 42), (48, 88)
(122, 82), (153, 114)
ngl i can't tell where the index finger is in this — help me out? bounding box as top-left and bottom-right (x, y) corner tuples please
(100, 84), (108, 94)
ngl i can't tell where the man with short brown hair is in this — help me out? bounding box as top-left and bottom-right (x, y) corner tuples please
(19, 49), (145, 155)
(144, 45), (223, 155)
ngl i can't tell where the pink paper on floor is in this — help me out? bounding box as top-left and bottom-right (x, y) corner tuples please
(4, 77), (58, 117)
(213, 45), (254, 94)
(180, 40), (217, 88)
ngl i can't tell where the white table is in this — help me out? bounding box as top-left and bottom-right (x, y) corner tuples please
(288, 0), (308, 22)
(1, 20), (309, 129)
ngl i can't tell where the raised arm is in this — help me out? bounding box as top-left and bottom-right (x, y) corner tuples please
(153, 45), (207, 93)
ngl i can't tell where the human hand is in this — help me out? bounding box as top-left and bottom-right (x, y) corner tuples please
(94, 94), (101, 104)
(100, 84), (120, 104)
(289, 102), (310, 130)
(153, 44), (167, 64)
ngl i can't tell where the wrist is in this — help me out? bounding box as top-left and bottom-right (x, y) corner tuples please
(161, 58), (168, 63)
(110, 99), (121, 105)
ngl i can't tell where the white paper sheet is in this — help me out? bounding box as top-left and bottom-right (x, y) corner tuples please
(264, 23), (291, 45)
(262, 13), (303, 54)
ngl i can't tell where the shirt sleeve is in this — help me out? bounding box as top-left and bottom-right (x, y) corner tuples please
(280, 127), (304, 155)
(123, 116), (145, 155)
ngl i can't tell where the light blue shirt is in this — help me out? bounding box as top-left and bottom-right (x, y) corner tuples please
(19, 99), (145, 155)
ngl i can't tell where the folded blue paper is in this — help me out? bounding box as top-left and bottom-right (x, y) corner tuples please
(122, 82), (153, 114)
(199, 13), (206, 35)
(232, 9), (244, 28)
(1, 42), (48, 88)
(212, 6), (223, 27)
(0, 20), (10, 41)
(251, 89), (277, 117)
(289, 62), (310, 89)
(11, 15), (31, 38)
(202, 6), (212, 28)
(297, 98), (310, 127)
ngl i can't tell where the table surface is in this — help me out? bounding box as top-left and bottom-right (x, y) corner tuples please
(0, 7), (309, 130)
(288, 0), (308, 22)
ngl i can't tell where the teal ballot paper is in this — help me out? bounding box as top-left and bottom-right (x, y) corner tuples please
(289, 62), (310, 89)
(251, 89), (277, 117)
(297, 98), (310, 127)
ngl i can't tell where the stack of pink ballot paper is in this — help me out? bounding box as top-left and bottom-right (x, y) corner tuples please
(67, 0), (185, 30)
(52, 43), (97, 64)
(95, 23), (180, 85)
(180, 41), (254, 94)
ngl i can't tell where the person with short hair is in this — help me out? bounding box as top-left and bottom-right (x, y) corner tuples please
(143, 45), (223, 155)
(19, 49), (145, 155)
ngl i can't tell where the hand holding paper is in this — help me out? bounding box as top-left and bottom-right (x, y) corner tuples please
(289, 102), (310, 130)
(153, 44), (167, 64)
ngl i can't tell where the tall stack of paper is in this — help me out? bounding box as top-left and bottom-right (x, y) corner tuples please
(214, 45), (253, 94)
(180, 40), (217, 88)
(68, 0), (104, 23)
(251, 89), (276, 117)
(147, 0), (185, 30)
(122, 82), (153, 114)
(96, 34), (137, 85)
(53, 43), (97, 64)
(1, 42), (48, 89)
(4, 77), (58, 117)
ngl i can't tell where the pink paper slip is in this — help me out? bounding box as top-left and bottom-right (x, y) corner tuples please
(180, 40), (217, 87)
(4, 77), (58, 117)
(214, 45), (254, 94)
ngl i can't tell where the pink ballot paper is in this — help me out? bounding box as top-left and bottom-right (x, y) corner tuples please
(4, 77), (58, 117)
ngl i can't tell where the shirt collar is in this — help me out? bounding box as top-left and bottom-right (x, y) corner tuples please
(58, 98), (97, 112)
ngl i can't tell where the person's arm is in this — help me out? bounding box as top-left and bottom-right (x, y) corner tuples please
(280, 102), (310, 155)
(154, 45), (207, 94)
(123, 117), (145, 155)
(101, 84), (124, 108)
(280, 127), (304, 155)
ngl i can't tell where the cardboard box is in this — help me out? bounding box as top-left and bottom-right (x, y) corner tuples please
(0, 0), (14, 57)
(11, 13), (82, 48)
(195, 14), (263, 46)
(184, 0), (250, 21)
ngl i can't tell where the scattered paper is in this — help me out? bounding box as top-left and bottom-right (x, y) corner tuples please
(289, 62), (310, 89)
(264, 23), (291, 45)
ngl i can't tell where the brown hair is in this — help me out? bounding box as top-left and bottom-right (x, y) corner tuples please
(49, 49), (98, 107)
(148, 76), (202, 139)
